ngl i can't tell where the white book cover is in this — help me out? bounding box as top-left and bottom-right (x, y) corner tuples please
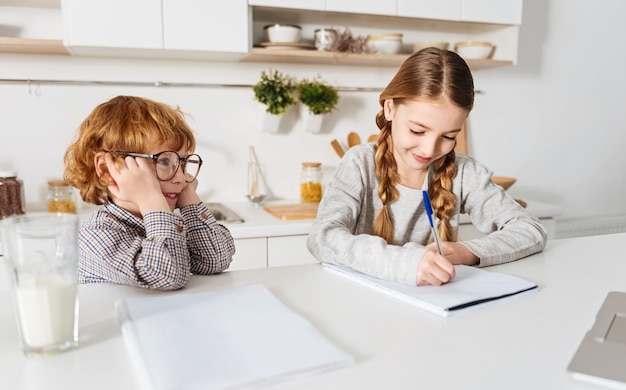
(322, 263), (537, 317)
(116, 284), (354, 390)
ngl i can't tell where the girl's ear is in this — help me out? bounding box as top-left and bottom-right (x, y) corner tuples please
(94, 152), (115, 185)
(383, 99), (395, 121)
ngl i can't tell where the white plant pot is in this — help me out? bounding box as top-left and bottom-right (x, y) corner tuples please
(261, 111), (282, 133)
(300, 106), (325, 133)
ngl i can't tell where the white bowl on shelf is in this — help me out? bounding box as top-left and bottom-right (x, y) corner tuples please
(411, 41), (449, 52)
(264, 24), (302, 43)
(454, 41), (495, 60)
(366, 33), (403, 55)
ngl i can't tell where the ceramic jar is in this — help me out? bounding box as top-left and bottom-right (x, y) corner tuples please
(314, 28), (338, 51)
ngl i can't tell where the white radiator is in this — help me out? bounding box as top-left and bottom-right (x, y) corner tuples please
(555, 215), (626, 239)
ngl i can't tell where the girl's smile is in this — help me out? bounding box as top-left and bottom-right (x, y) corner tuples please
(413, 154), (432, 164)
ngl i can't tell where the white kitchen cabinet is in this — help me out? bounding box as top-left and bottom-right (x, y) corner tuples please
(61, 0), (162, 50)
(326, 0), (395, 16)
(397, 0), (461, 21)
(162, 0), (249, 53)
(248, 0), (324, 11)
(230, 235), (317, 270)
(267, 235), (318, 267)
(462, 0), (523, 25)
(248, 0), (394, 15)
(397, 0), (522, 24)
(62, 0), (249, 57)
(229, 237), (267, 271)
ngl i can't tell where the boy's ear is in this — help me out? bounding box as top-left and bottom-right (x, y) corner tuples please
(94, 152), (115, 185)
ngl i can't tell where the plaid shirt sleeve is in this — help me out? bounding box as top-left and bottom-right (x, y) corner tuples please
(78, 202), (234, 290)
(179, 202), (235, 275)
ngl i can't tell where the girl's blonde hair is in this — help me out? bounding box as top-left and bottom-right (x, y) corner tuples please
(63, 95), (196, 205)
(373, 48), (474, 243)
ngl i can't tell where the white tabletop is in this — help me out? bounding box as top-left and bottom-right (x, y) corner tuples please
(1, 233), (624, 390)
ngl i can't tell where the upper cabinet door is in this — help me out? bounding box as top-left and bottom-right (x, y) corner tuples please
(248, 0), (325, 11)
(461, 0), (523, 24)
(61, 0), (162, 49)
(163, 0), (249, 53)
(326, 0), (395, 16)
(397, 0), (462, 21)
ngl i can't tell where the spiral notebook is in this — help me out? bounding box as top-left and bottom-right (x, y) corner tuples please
(322, 263), (537, 317)
(116, 284), (354, 390)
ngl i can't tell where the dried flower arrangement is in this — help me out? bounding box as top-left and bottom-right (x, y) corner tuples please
(330, 28), (368, 54)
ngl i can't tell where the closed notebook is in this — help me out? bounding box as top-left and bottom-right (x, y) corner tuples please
(116, 284), (354, 390)
(322, 263), (537, 317)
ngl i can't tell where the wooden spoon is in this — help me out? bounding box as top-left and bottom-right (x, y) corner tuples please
(347, 132), (361, 148)
(330, 139), (345, 158)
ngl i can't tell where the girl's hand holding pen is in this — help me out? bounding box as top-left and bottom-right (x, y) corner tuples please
(416, 249), (455, 286)
(427, 241), (480, 266)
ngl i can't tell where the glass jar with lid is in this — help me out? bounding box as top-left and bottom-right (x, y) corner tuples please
(0, 171), (25, 218)
(300, 162), (323, 202)
(47, 180), (77, 213)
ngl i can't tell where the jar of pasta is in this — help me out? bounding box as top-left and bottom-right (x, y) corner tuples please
(300, 162), (323, 203)
(47, 180), (77, 213)
(0, 171), (25, 218)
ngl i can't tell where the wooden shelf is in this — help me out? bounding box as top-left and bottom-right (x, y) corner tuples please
(0, 37), (69, 55)
(0, 38), (513, 71)
(243, 47), (513, 70)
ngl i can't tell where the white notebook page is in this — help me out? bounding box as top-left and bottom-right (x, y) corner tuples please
(116, 284), (354, 390)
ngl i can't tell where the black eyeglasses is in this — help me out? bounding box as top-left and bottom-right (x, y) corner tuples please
(107, 150), (203, 183)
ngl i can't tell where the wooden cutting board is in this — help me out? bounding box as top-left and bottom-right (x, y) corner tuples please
(263, 202), (319, 220)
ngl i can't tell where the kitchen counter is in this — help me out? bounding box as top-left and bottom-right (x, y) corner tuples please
(216, 200), (314, 239)
(1, 232), (624, 389)
(221, 199), (563, 240)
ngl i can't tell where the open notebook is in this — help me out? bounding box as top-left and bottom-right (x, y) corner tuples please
(116, 284), (354, 390)
(322, 263), (537, 317)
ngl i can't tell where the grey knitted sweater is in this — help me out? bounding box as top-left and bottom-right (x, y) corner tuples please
(307, 143), (547, 285)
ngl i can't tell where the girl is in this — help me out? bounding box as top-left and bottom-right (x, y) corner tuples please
(64, 95), (235, 290)
(307, 48), (547, 286)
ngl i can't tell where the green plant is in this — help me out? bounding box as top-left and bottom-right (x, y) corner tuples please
(296, 76), (340, 115)
(252, 70), (296, 116)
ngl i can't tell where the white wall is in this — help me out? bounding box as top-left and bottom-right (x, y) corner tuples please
(1, 0), (625, 220)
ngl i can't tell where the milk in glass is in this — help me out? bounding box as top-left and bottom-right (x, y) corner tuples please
(1, 213), (79, 356)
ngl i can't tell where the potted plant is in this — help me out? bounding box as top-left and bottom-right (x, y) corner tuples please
(253, 69), (296, 133)
(296, 76), (340, 133)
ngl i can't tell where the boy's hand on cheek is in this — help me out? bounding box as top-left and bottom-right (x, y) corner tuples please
(106, 154), (169, 213)
(177, 179), (201, 208)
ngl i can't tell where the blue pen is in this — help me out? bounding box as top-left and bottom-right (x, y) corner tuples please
(422, 190), (443, 255)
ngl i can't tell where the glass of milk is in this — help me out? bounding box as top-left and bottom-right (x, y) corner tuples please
(0, 213), (79, 357)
